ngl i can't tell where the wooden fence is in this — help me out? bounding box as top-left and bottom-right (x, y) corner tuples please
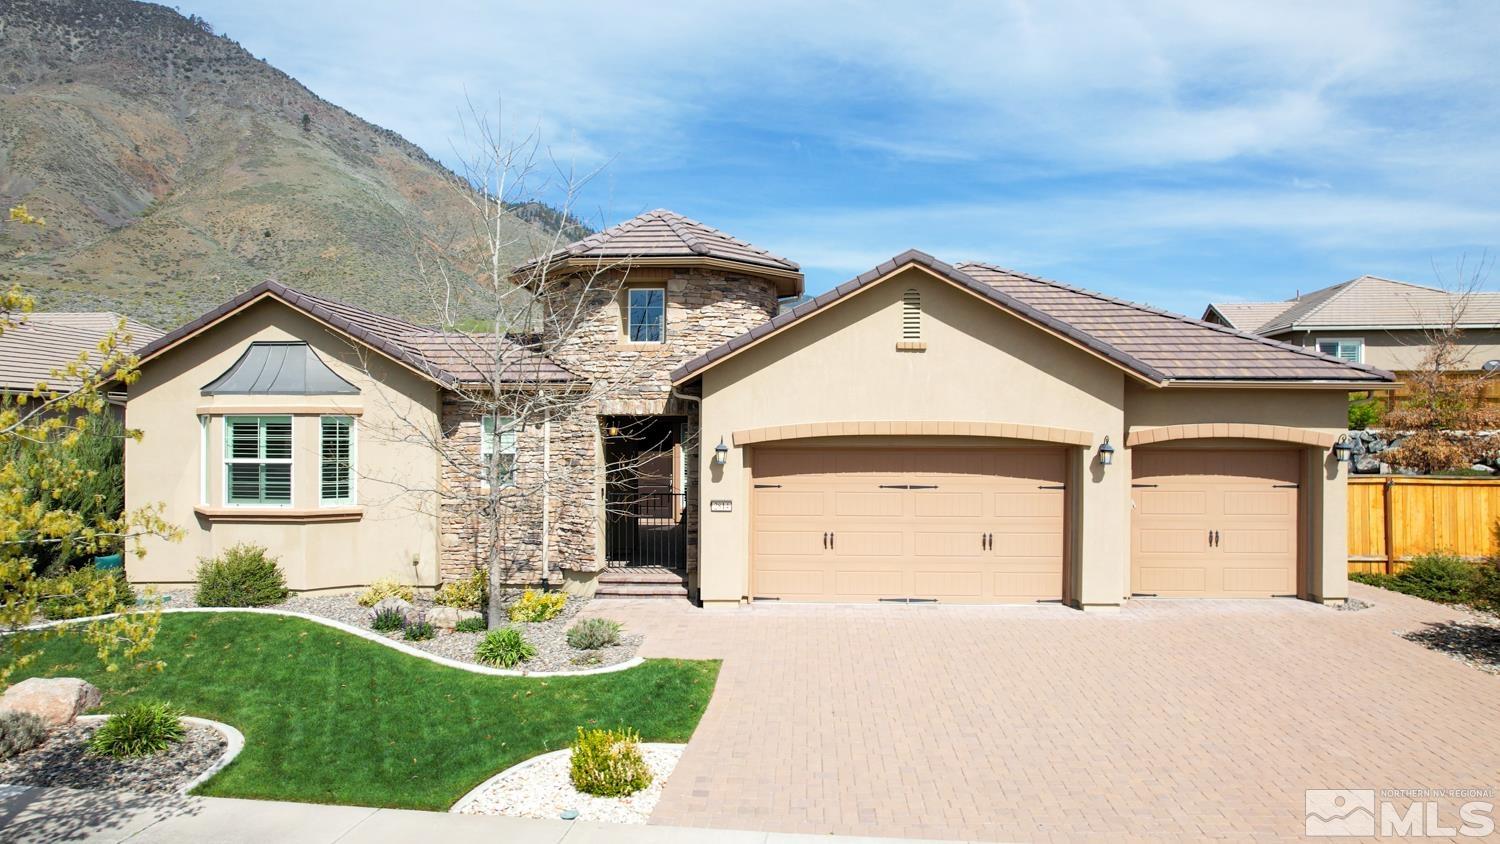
(1348, 475), (1500, 574)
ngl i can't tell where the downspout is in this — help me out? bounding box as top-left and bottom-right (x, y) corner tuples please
(542, 419), (551, 586)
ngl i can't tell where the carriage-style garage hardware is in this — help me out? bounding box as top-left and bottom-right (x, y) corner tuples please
(1038, 484), (1065, 490)
(754, 483), (782, 488)
(878, 484), (938, 489)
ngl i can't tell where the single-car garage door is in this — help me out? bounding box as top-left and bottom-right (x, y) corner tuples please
(1131, 449), (1300, 597)
(751, 447), (1065, 603)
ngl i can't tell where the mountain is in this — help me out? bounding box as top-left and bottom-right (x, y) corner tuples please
(0, 0), (579, 327)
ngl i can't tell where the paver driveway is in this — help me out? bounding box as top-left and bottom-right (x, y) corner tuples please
(580, 584), (1500, 842)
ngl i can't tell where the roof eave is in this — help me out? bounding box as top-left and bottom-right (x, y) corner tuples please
(512, 255), (804, 297)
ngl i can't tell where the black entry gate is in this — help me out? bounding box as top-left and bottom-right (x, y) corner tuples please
(604, 491), (687, 568)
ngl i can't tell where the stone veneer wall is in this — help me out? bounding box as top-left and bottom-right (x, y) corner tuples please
(437, 266), (780, 585)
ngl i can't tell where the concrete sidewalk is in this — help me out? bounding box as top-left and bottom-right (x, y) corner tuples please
(0, 786), (971, 844)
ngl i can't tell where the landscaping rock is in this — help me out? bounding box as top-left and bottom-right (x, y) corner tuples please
(1354, 455), (1382, 474)
(371, 596), (415, 621)
(0, 678), (101, 727)
(1472, 464), (1496, 474)
(428, 606), (481, 631)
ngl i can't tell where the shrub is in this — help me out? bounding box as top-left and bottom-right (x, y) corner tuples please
(39, 568), (135, 620)
(454, 616), (487, 634)
(195, 544), (289, 607)
(569, 727), (652, 797)
(1472, 562), (1500, 613)
(357, 578), (414, 608)
(1348, 399), (1382, 431)
(433, 570), (486, 611)
(0, 711), (47, 761)
(404, 620), (435, 641)
(1394, 552), (1478, 603)
(508, 589), (567, 623)
(5, 413), (126, 572)
(370, 607), (407, 633)
(88, 701), (185, 759)
(475, 627), (535, 668)
(566, 618), (622, 650)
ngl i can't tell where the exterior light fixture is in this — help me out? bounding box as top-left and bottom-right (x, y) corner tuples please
(713, 437), (729, 466)
(1332, 434), (1353, 464)
(1097, 436), (1114, 467)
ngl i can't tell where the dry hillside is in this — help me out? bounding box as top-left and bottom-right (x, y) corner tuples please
(0, 0), (577, 327)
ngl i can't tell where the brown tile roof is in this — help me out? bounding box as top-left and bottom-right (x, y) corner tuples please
(671, 251), (1394, 386)
(1204, 302), (1296, 332)
(959, 263), (1392, 382)
(0, 312), (163, 393)
(1207, 275), (1500, 335)
(134, 281), (577, 389)
(515, 209), (801, 279)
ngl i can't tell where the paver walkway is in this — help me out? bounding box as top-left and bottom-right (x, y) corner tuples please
(578, 584), (1500, 842)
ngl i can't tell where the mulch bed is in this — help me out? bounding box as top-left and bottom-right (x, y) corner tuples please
(0, 721), (225, 793)
(160, 590), (642, 673)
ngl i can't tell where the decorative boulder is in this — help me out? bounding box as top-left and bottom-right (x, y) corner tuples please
(1353, 455), (1383, 475)
(371, 596), (416, 622)
(428, 606), (481, 631)
(0, 677), (101, 727)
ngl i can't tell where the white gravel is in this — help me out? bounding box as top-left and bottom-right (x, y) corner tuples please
(159, 589), (642, 673)
(454, 743), (684, 824)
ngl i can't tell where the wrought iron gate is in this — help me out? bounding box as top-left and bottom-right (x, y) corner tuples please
(604, 491), (687, 568)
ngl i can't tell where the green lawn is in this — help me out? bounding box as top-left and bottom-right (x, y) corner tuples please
(13, 612), (719, 810)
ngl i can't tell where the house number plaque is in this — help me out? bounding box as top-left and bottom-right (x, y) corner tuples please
(710, 499), (733, 513)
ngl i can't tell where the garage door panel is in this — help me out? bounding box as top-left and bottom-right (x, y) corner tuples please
(754, 530), (826, 556)
(752, 446), (1065, 604)
(913, 531), (985, 557)
(1138, 566), (1208, 593)
(912, 569), (984, 598)
(1132, 448), (1299, 598)
(994, 531), (1063, 557)
(833, 530), (905, 556)
(1219, 529), (1293, 555)
(755, 569), (827, 596)
(1138, 527), (1210, 554)
(833, 491), (903, 517)
(1223, 567), (1292, 594)
(1138, 490), (1208, 516)
(1222, 490), (1293, 516)
(755, 490), (824, 517)
(834, 569), (905, 597)
(994, 491), (1063, 518)
(913, 492), (984, 518)
(995, 571), (1065, 599)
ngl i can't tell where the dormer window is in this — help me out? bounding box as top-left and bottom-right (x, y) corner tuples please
(627, 288), (666, 343)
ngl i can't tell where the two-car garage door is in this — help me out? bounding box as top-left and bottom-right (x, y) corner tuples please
(751, 447), (1065, 603)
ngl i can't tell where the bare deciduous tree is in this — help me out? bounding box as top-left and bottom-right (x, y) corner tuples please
(361, 106), (687, 625)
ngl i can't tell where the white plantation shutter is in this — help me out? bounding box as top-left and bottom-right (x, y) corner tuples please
(320, 416), (355, 505)
(225, 416), (293, 505)
(481, 415), (517, 486)
(1318, 340), (1362, 363)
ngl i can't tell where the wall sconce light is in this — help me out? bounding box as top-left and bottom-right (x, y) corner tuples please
(1097, 436), (1115, 467)
(713, 437), (729, 466)
(1332, 434), (1353, 464)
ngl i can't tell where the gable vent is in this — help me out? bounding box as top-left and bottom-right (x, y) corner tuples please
(902, 288), (921, 340)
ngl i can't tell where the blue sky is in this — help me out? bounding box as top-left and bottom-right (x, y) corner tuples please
(176, 1), (1499, 316)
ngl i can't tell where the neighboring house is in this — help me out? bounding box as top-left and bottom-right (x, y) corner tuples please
(124, 210), (1394, 609)
(0, 312), (163, 409)
(1203, 275), (1500, 373)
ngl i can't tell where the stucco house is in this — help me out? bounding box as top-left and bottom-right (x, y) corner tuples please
(124, 210), (1394, 610)
(1204, 275), (1500, 373)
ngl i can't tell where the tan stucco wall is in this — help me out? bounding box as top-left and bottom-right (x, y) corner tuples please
(124, 299), (443, 592)
(1276, 328), (1500, 372)
(694, 265), (1352, 608)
